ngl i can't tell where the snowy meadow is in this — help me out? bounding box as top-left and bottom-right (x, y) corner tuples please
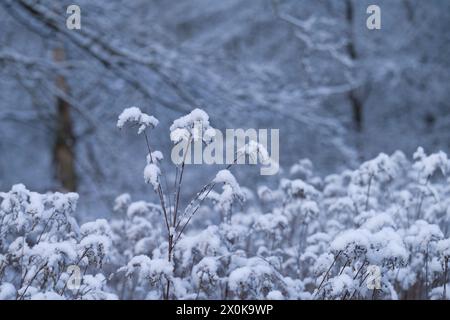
(1, 0), (450, 303)
(1, 108), (449, 300)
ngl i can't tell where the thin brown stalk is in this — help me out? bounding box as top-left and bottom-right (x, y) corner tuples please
(315, 250), (342, 295)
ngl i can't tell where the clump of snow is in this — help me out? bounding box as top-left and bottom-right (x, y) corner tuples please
(169, 108), (215, 144)
(328, 273), (354, 297)
(117, 107), (158, 134)
(254, 213), (288, 233)
(170, 128), (190, 144)
(148, 150), (163, 163)
(192, 257), (219, 287)
(118, 255), (173, 283)
(369, 228), (408, 265)
(413, 147), (449, 179)
(331, 229), (370, 257)
(113, 193), (131, 212)
(237, 140), (271, 164)
(404, 220), (443, 251)
(290, 159), (314, 179)
(257, 186), (274, 202)
(360, 213), (395, 232)
(353, 153), (398, 185)
(437, 239), (450, 258)
(209, 170), (246, 218)
(280, 178), (319, 200)
(267, 290), (284, 300)
(80, 219), (112, 237)
(213, 170), (241, 194)
(170, 108), (210, 131)
(30, 291), (65, 300)
(227, 258), (275, 298)
(175, 226), (225, 269)
(144, 163), (160, 190)
(0, 283), (16, 300)
(125, 201), (160, 218)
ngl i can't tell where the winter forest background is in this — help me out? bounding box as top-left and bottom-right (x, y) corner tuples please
(1, 0), (450, 300)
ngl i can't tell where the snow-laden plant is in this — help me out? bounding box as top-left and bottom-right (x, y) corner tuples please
(208, 170), (246, 224)
(237, 148), (450, 300)
(3, 108), (450, 301)
(0, 185), (117, 300)
(116, 107), (258, 299)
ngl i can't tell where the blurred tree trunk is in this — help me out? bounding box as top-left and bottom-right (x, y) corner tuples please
(52, 46), (77, 191)
(345, 0), (363, 133)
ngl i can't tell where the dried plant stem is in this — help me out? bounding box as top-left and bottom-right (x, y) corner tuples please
(365, 174), (373, 211)
(444, 257), (448, 300)
(316, 250), (342, 295)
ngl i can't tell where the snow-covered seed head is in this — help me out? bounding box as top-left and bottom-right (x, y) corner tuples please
(237, 140), (270, 165)
(117, 107), (159, 135)
(413, 147), (449, 180)
(169, 108), (215, 145)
